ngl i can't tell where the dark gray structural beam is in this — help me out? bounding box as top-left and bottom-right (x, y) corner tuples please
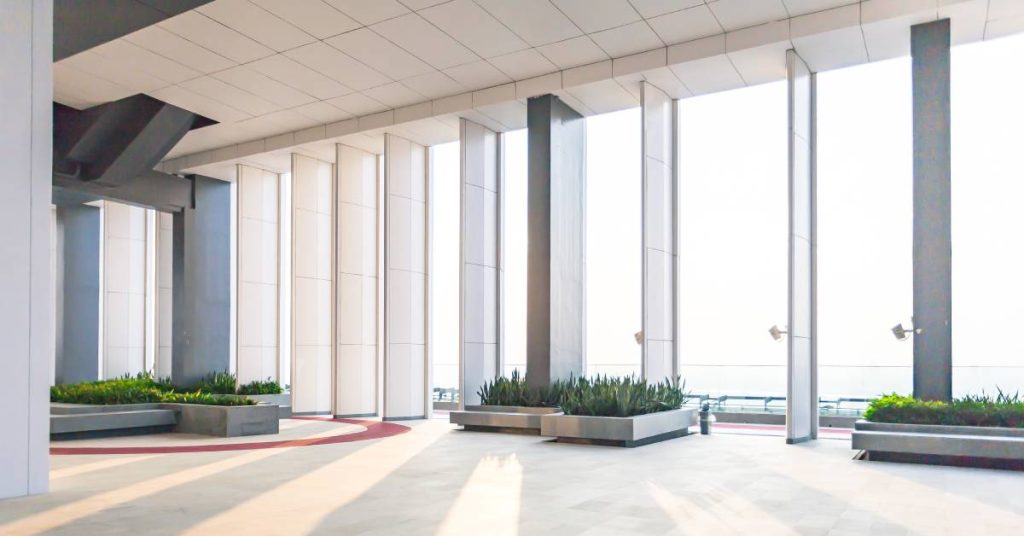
(54, 0), (212, 61)
(526, 94), (586, 390)
(56, 204), (102, 384)
(53, 169), (192, 213)
(911, 19), (952, 402)
(172, 175), (230, 387)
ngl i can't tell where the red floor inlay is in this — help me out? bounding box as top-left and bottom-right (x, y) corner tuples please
(50, 418), (410, 455)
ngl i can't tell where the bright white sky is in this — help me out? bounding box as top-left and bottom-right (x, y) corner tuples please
(431, 32), (1024, 399)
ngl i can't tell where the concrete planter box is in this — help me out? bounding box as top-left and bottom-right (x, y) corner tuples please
(540, 408), (698, 447)
(853, 419), (1024, 470)
(221, 393), (291, 418)
(167, 403), (279, 437)
(450, 405), (562, 435)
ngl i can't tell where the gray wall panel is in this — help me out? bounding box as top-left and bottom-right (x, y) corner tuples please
(56, 204), (101, 384)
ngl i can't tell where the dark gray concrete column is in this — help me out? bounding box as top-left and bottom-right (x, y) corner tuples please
(526, 94), (586, 390)
(56, 204), (101, 384)
(911, 19), (952, 402)
(172, 175), (230, 387)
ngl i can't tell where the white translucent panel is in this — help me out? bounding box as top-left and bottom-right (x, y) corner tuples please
(431, 142), (460, 392)
(502, 130), (528, 377)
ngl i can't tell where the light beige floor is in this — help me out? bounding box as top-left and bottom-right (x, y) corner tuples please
(1, 419), (1022, 536)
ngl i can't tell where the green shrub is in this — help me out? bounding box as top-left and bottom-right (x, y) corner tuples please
(477, 370), (564, 407)
(161, 392), (255, 406)
(237, 378), (284, 395)
(559, 375), (688, 417)
(192, 370), (238, 394)
(865, 390), (1024, 428)
(50, 372), (173, 405)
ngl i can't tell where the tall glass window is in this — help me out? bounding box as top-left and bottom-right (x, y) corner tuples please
(503, 129), (528, 376)
(586, 108), (642, 378)
(817, 58), (913, 405)
(678, 83), (788, 407)
(430, 142), (459, 400)
(951, 33), (1024, 397)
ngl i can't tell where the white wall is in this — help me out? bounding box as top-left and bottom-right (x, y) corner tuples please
(0, 0), (51, 498)
(336, 144), (379, 416)
(237, 164), (280, 384)
(384, 134), (429, 419)
(102, 201), (148, 379)
(155, 212), (173, 379)
(292, 154), (334, 414)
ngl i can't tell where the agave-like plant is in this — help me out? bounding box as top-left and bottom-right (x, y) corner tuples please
(558, 375), (688, 417)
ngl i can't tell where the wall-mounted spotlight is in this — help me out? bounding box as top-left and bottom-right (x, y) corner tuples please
(769, 325), (788, 342)
(891, 322), (923, 341)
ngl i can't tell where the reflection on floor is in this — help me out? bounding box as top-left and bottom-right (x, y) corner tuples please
(2, 418), (1023, 535)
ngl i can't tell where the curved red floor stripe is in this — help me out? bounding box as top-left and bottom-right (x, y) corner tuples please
(50, 418), (410, 455)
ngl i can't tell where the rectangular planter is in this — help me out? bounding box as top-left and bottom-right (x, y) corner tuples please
(221, 393), (291, 418)
(450, 405), (562, 435)
(852, 419), (1024, 470)
(166, 403), (280, 437)
(540, 408), (698, 447)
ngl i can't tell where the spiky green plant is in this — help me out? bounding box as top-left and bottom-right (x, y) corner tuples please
(192, 370), (238, 394)
(864, 389), (1024, 428)
(161, 392), (256, 406)
(237, 377), (284, 395)
(558, 375), (688, 417)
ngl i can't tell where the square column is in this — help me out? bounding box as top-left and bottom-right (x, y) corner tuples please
(383, 134), (429, 420)
(641, 82), (678, 383)
(172, 175), (231, 387)
(460, 119), (502, 406)
(102, 201), (149, 378)
(236, 164), (280, 385)
(56, 204), (101, 384)
(0, 0), (52, 498)
(291, 154), (335, 415)
(336, 144), (380, 417)
(526, 95), (587, 389)
(786, 50), (819, 444)
(911, 19), (952, 402)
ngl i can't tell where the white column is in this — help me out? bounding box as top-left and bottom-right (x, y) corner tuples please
(0, 0), (51, 498)
(155, 212), (173, 379)
(336, 144), (380, 417)
(102, 201), (148, 379)
(291, 154), (334, 414)
(641, 82), (678, 384)
(237, 164), (280, 385)
(786, 49), (818, 443)
(460, 119), (501, 406)
(384, 134), (429, 420)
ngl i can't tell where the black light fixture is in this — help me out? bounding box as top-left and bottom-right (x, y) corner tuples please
(891, 322), (923, 341)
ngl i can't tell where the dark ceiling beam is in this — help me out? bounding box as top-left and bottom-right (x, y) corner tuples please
(54, 0), (212, 61)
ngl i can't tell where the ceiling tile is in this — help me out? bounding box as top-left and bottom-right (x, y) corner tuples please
(251, 0), (362, 39)
(158, 11), (273, 63)
(488, 49), (559, 80)
(124, 25), (235, 74)
(291, 100), (354, 123)
(989, 0), (1024, 20)
(590, 20), (664, 57)
(61, 50), (172, 93)
(181, 76), (281, 116)
(397, 0), (450, 9)
(371, 13), (479, 69)
(363, 82), (426, 107)
(328, 92), (390, 115)
(443, 60), (512, 91)
(402, 71), (465, 99)
(324, 0), (410, 25)
(627, 0), (704, 19)
(474, 0), (582, 46)
(537, 36), (609, 68)
(284, 42), (392, 91)
(89, 39), (201, 85)
(53, 63), (135, 108)
(213, 66), (319, 108)
(198, 0), (317, 51)
(706, 0), (789, 31)
(552, 0), (641, 33)
(648, 5), (722, 45)
(248, 54), (352, 100)
(781, 0), (857, 17)
(326, 28), (433, 80)
(419, 0), (529, 58)
(149, 85), (252, 123)
(668, 55), (744, 95)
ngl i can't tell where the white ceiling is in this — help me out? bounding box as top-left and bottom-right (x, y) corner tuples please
(52, 0), (1024, 175)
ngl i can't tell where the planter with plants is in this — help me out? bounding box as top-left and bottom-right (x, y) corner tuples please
(50, 373), (280, 438)
(449, 371), (564, 434)
(193, 372), (292, 416)
(852, 392), (1024, 468)
(539, 376), (696, 447)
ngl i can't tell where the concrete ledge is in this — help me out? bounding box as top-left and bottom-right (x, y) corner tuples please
(712, 411), (857, 428)
(450, 406), (562, 434)
(221, 393), (291, 418)
(852, 420), (1024, 467)
(540, 408), (697, 447)
(51, 402), (163, 415)
(168, 403), (279, 437)
(52, 409), (177, 435)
